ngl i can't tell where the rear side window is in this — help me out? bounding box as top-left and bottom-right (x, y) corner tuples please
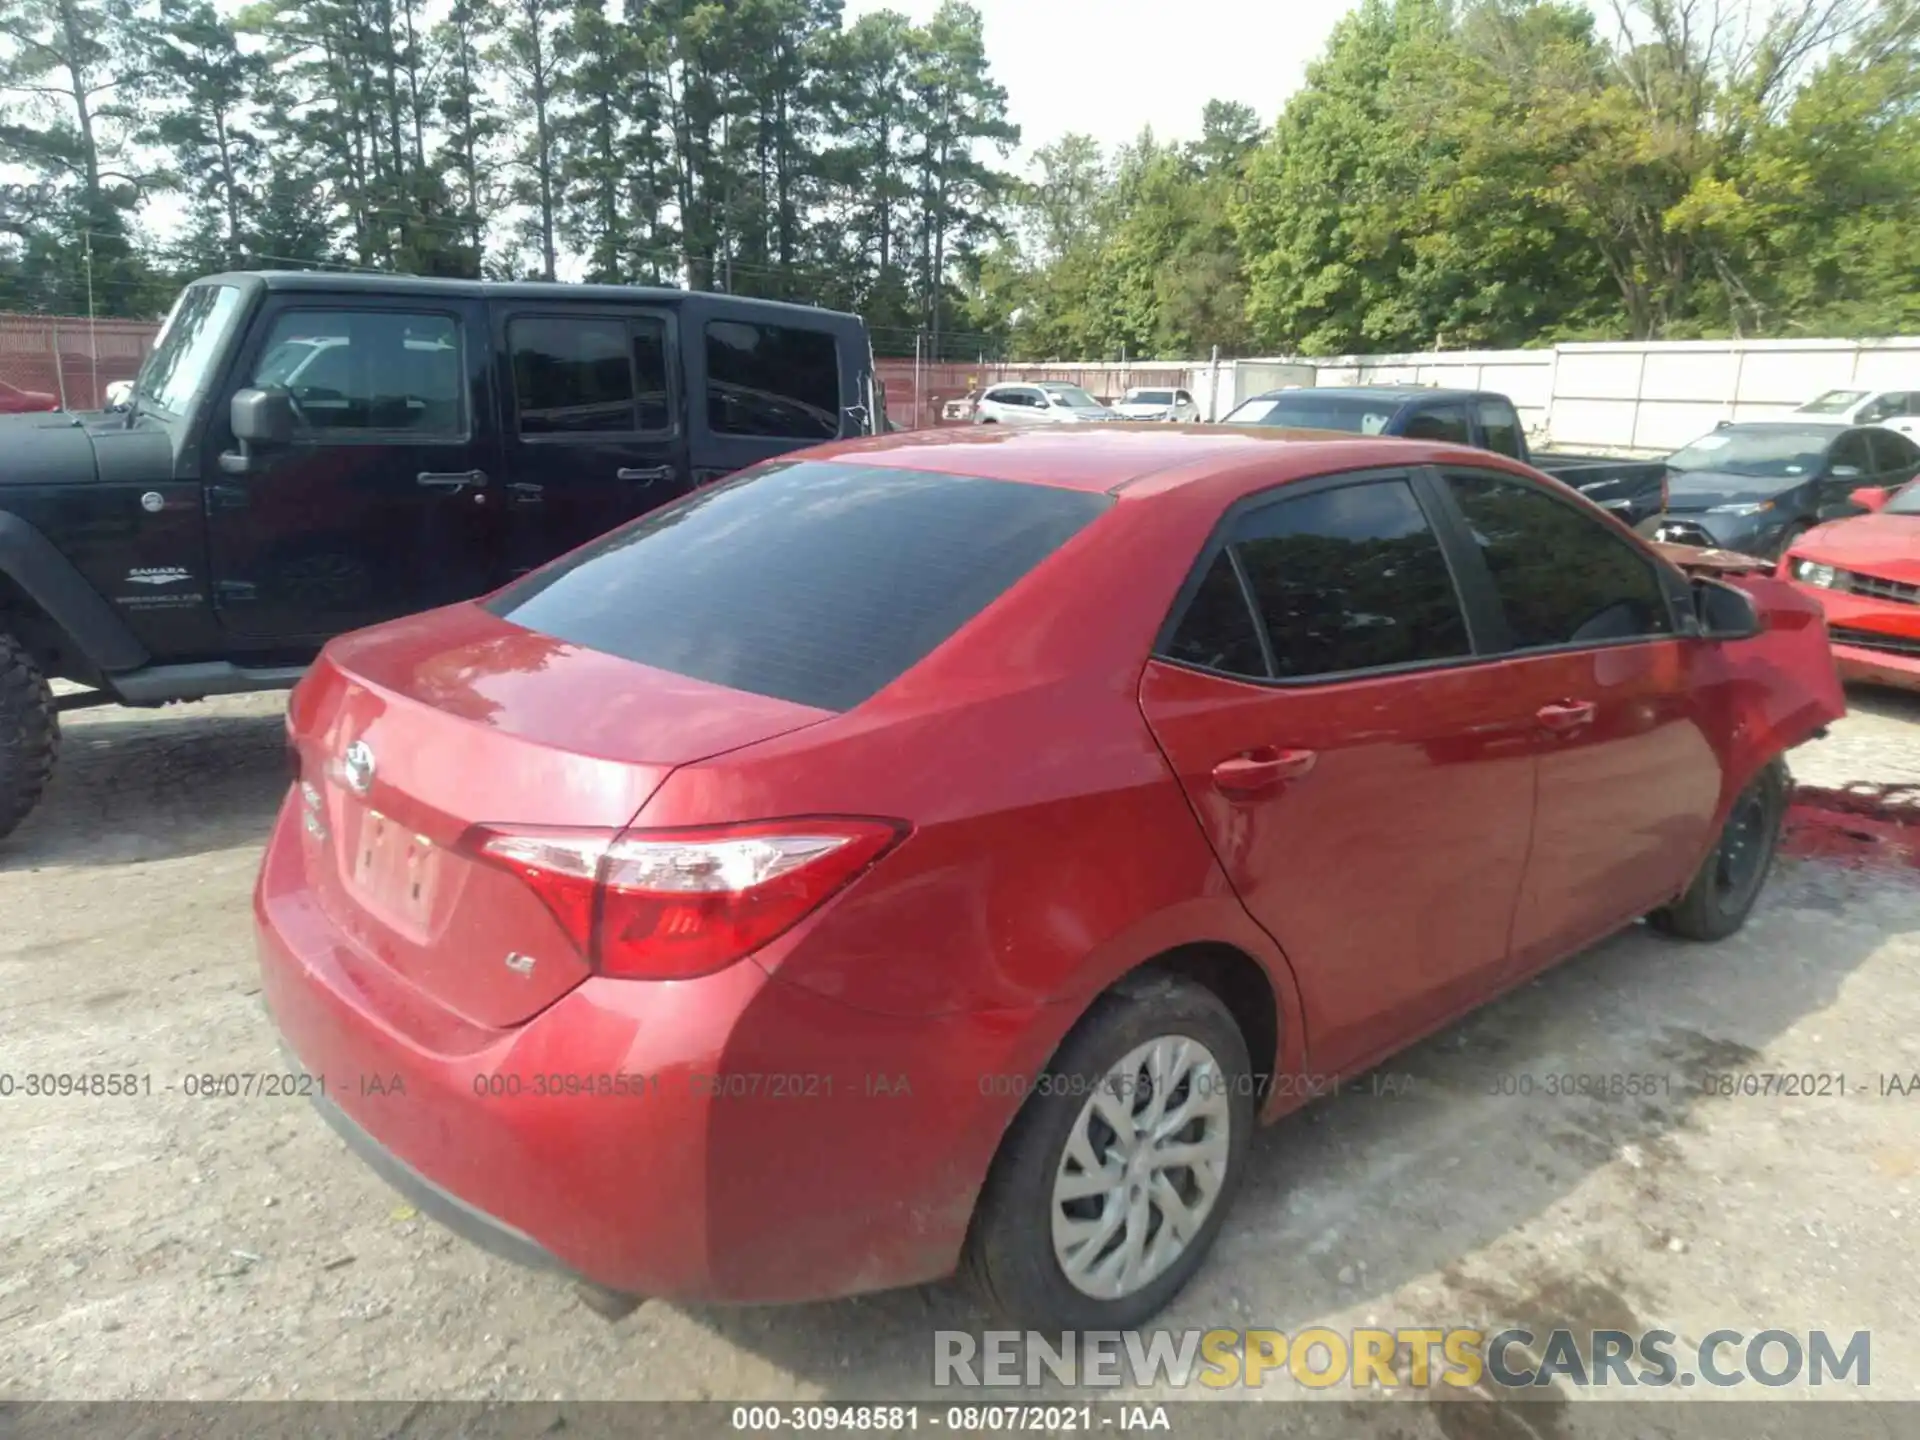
(1869, 428), (1920, 473)
(1223, 478), (1471, 680)
(487, 463), (1107, 711)
(510, 315), (670, 434)
(1402, 405), (1471, 444)
(1478, 400), (1524, 458)
(1164, 551), (1267, 677)
(1444, 471), (1672, 648)
(706, 321), (840, 439)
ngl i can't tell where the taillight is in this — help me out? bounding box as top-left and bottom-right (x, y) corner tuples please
(470, 818), (905, 980)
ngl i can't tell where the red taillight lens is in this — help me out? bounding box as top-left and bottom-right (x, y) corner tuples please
(472, 818), (905, 980)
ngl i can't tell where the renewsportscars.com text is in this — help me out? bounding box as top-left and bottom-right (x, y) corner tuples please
(933, 1327), (1871, 1390)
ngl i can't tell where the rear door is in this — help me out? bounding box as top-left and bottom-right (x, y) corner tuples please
(494, 303), (690, 577)
(687, 309), (847, 482)
(204, 294), (501, 641)
(1432, 466), (1721, 972)
(1139, 469), (1537, 1074)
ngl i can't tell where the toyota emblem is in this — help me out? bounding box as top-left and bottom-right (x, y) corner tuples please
(342, 741), (376, 796)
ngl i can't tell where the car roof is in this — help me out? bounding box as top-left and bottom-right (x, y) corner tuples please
(1706, 419), (1851, 432)
(807, 423), (1534, 499)
(195, 269), (861, 325)
(1246, 384), (1495, 405)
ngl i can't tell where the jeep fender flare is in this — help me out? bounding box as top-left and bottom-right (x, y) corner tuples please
(0, 509), (149, 673)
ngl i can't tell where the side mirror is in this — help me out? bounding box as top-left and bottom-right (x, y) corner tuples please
(1850, 485), (1890, 512)
(1831, 464), (1864, 480)
(232, 387), (295, 445)
(1693, 577), (1763, 641)
(220, 387), (296, 474)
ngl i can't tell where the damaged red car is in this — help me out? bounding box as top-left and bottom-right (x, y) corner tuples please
(1780, 479), (1920, 691)
(257, 426), (1845, 1332)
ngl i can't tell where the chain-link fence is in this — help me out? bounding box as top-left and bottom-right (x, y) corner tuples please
(0, 313), (159, 412)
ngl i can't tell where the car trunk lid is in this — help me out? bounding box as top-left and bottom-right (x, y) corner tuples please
(287, 604), (835, 1028)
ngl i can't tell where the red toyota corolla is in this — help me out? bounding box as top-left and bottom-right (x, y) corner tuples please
(1780, 478), (1920, 690)
(258, 426), (1844, 1330)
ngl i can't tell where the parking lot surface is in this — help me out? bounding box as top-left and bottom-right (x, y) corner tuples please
(3, 686), (1918, 1410)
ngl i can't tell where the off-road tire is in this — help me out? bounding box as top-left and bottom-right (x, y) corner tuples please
(1649, 758), (1790, 942)
(962, 971), (1254, 1330)
(0, 632), (57, 842)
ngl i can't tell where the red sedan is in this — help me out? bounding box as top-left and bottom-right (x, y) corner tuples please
(0, 378), (57, 413)
(257, 426), (1844, 1330)
(1781, 480), (1920, 690)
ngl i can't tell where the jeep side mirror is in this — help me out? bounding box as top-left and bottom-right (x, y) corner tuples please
(1693, 577), (1763, 641)
(232, 387), (295, 445)
(221, 388), (296, 474)
(1850, 485), (1890, 512)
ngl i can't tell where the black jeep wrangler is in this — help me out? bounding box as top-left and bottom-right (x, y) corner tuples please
(0, 271), (883, 840)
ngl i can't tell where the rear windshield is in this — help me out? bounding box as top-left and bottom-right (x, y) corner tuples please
(1224, 392), (1400, 434)
(1129, 390), (1174, 405)
(486, 461), (1109, 711)
(1797, 389), (1868, 414)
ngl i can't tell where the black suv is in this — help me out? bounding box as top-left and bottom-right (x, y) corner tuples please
(0, 271), (882, 840)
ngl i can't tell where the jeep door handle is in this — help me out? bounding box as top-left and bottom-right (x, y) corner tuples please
(417, 469), (488, 490)
(1211, 747), (1317, 799)
(617, 465), (676, 484)
(1535, 700), (1597, 733)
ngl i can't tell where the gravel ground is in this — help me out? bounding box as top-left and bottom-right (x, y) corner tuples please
(2, 684), (1918, 1421)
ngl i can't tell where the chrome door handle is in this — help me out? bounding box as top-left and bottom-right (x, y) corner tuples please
(417, 469), (488, 491)
(617, 465), (675, 484)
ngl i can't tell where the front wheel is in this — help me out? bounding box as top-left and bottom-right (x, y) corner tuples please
(1650, 759), (1789, 941)
(962, 972), (1253, 1330)
(0, 632), (58, 842)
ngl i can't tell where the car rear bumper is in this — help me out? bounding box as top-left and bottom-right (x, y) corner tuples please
(253, 792), (1039, 1304)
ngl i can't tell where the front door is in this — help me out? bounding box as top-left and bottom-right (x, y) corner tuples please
(1433, 467), (1722, 970)
(204, 297), (500, 642)
(494, 306), (691, 578)
(1140, 470), (1537, 1074)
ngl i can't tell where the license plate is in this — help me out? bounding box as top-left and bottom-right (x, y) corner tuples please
(344, 807), (443, 936)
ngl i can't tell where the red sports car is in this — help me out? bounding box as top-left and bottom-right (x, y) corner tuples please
(257, 426), (1844, 1330)
(1780, 480), (1920, 690)
(0, 378), (57, 413)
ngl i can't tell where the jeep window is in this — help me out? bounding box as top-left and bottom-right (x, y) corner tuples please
(138, 283), (244, 417)
(249, 310), (463, 436)
(706, 320), (840, 440)
(510, 315), (670, 434)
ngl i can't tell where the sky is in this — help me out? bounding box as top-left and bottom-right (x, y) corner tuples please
(846, 0), (1362, 163)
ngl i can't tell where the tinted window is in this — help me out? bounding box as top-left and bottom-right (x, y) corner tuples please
(1868, 429), (1920, 473)
(1478, 400), (1524, 458)
(1164, 551), (1266, 677)
(1230, 479), (1471, 680)
(1830, 430), (1874, 473)
(487, 462), (1107, 711)
(251, 309), (463, 435)
(706, 320), (840, 439)
(511, 316), (654, 434)
(1402, 405), (1471, 444)
(1445, 472), (1672, 648)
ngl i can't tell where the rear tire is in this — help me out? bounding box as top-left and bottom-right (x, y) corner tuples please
(1649, 759), (1789, 941)
(0, 632), (58, 842)
(962, 971), (1254, 1330)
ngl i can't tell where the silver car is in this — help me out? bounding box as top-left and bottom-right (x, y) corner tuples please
(1112, 386), (1200, 422)
(973, 382), (1117, 425)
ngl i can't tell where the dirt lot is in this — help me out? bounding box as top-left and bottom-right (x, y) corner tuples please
(2, 685), (1919, 1415)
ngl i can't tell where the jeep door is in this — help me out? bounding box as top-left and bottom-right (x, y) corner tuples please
(202, 294), (501, 642)
(493, 303), (691, 577)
